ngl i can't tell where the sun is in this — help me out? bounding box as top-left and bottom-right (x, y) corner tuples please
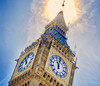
(42, 0), (79, 24)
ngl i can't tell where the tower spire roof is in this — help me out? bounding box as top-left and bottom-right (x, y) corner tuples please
(45, 10), (68, 34)
(54, 10), (67, 27)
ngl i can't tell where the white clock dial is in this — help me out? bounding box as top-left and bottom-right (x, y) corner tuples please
(50, 55), (67, 78)
(18, 52), (34, 72)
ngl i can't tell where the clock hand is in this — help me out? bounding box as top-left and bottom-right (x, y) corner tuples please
(57, 58), (61, 69)
(57, 62), (60, 69)
(59, 58), (61, 64)
(25, 58), (27, 65)
(26, 60), (27, 65)
(25, 55), (32, 65)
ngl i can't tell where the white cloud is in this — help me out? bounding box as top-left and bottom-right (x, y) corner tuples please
(26, 0), (47, 46)
(67, 0), (100, 86)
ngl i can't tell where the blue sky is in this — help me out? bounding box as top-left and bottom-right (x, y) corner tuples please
(0, 0), (100, 86)
(0, 0), (32, 86)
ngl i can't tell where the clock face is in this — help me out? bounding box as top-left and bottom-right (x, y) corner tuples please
(50, 55), (67, 78)
(18, 52), (34, 72)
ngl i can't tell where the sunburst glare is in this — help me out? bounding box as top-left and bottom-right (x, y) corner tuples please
(42, 0), (80, 24)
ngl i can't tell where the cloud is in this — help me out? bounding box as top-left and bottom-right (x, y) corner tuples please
(69, 0), (96, 32)
(26, 0), (46, 46)
(67, 0), (100, 85)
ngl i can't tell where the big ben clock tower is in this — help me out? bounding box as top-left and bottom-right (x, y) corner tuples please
(9, 10), (77, 86)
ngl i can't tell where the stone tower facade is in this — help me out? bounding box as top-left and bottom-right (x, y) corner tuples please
(9, 11), (77, 86)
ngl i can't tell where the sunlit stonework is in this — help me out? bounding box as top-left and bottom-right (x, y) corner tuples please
(9, 10), (77, 86)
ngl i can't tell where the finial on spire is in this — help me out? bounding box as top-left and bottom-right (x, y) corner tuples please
(62, 0), (65, 7)
(74, 44), (77, 55)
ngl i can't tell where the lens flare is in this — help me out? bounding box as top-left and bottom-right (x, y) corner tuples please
(42, 0), (80, 24)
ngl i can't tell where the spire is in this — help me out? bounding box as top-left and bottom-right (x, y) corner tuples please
(45, 10), (68, 34)
(54, 10), (67, 28)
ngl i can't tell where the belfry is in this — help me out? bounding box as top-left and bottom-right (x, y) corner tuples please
(9, 2), (77, 86)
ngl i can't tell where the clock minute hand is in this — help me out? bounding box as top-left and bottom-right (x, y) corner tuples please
(59, 58), (61, 64)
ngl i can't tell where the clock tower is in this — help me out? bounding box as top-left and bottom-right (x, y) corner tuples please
(9, 10), (77, 86)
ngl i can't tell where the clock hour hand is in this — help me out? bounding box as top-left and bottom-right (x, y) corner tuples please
(25, 58), (28, 65)
(57, 62), (60, 69)
(57, 58), (61, 69)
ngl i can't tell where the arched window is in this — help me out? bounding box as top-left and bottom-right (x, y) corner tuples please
(48, 75), (50, 78)
(43, 72), (47, 77)
(54, 80), (56, 82)
(27, 81), (29, 86)
(50, 78), (53, 82)
(39, 83), (42, 86)
(56, 82), (59, 86)
(25, 83), (27, 86)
